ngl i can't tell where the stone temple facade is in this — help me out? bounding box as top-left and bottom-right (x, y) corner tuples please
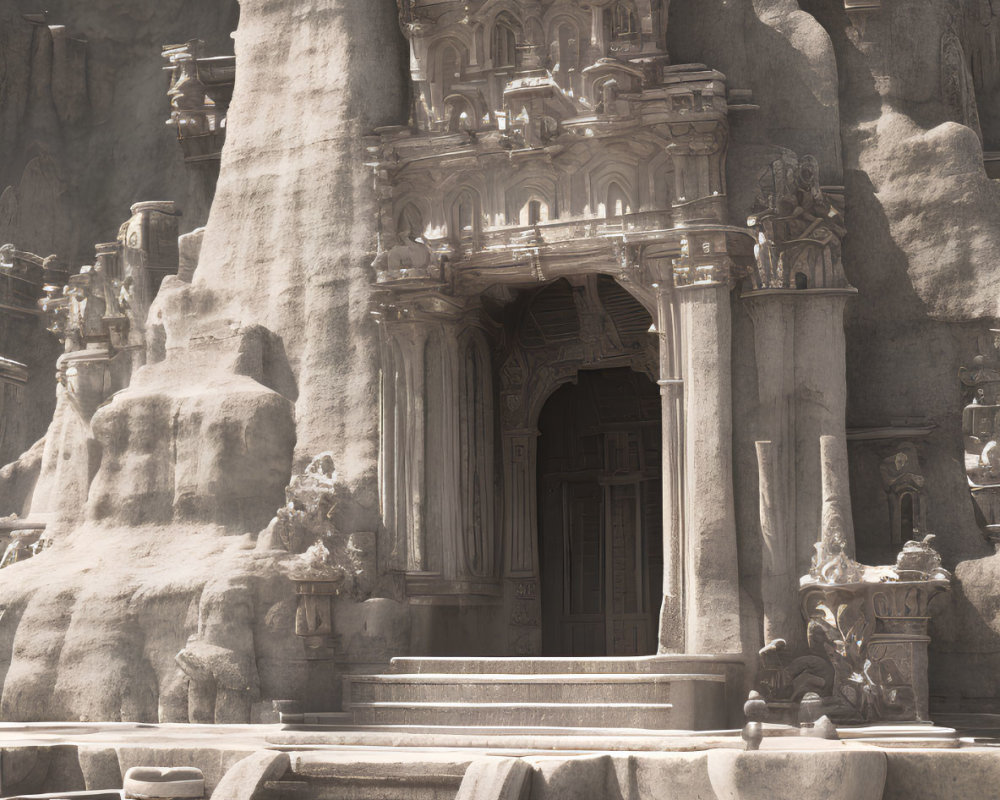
(2, 0), (1000, 798)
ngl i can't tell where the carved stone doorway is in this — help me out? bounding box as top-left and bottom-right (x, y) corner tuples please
(537, 367), (663, 656)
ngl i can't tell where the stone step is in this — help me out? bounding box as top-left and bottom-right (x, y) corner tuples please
(386, 655), (734, 675)
(346, 672), (715, 704)
(259, 751), (472, 800)
(348, 700), (676, 729)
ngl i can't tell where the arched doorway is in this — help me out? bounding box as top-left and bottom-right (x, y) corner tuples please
(537, 367), (662, 656)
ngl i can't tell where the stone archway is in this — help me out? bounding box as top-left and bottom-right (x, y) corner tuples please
(498, 275), (658, 655)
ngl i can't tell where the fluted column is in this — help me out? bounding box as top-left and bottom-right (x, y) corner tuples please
(389, 322), (429, 573)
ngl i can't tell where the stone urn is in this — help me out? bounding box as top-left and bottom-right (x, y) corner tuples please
(707, 747), (886, 800)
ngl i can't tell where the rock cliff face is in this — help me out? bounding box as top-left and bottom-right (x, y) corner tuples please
(0, 1), (239, 467)
(0, 0), (406, 720)
(0, 0), (999, 720)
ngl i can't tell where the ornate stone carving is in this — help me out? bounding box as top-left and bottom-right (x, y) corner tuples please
(798, 542), (950, 723)
(270, 453), (365, 589)
(162, 40), (235, 162)
(757, 436), (950, 724)
(747, 153), (849, 291)
(266, 453), (376, 668)
(879, 443), (927, 547)
(1, 244), (67, 320)
(368, 1), (734, 301)
(960, 331), (1000, 545)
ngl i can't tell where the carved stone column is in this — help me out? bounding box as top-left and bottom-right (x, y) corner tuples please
(647, 241), (742, 655)
(678, 281), (742, 654)
(387, 320), (430, 573)
(502, 428), (541, 655)
(647, 254), (685, 653)
(379, 290), (499, 600)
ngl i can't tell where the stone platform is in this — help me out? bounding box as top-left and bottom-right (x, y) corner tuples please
(2, 722), (1000, 800)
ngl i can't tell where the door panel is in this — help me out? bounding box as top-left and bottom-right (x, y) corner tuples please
(538, 368), (662, 657)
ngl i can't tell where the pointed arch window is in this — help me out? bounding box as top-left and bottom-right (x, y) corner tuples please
(492, 14), (519, 68)
(452, 189), (480, 241)
(439, 43), (462, 95)
(554, 22), (578, 74)
(613, 2), (638, 36)
(606, 182), (631, 217)
(445, 95), (475, 132)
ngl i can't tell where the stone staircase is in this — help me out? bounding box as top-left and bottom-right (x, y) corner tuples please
(338, 656), (734, 731)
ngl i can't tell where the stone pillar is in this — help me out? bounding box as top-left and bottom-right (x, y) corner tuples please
(653, 278), (685, 653)
(678, 283), (742, 654)
(756, 440), (798, 649)
(503, 429), (541, 655)
(745, 295), (799, 651)
(292, 579), (340, 710)
(390, 322), (429, 573)
(795, 294), (855, 568)
(428, 320), (464, 581)
(745, 290), (854, 627)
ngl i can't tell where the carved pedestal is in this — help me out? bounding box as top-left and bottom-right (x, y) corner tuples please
(293, 579), (341, 707)
(800, 578), (949, 723)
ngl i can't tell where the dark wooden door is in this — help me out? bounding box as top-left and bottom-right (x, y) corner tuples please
(538, 369), (662, 656)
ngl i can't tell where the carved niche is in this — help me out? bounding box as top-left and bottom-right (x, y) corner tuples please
(879, 442), (927, 547)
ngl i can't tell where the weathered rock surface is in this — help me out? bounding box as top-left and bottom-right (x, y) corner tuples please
(0, 0), (405, 720)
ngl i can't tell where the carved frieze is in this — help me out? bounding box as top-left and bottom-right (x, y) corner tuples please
(367, 2), (735, 300)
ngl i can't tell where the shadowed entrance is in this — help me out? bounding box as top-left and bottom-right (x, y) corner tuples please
(537, 367), (663, 656)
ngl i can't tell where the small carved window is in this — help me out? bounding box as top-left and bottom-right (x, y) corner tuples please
(612, 2), (638, 38)
(898, 492), (915, 545)
(453, 190), (478, 240)
(492, 14), (519, 68)
(554, 23), (578, 74)
(439, 44), (463, 95)
(794, 271), (808, 290)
